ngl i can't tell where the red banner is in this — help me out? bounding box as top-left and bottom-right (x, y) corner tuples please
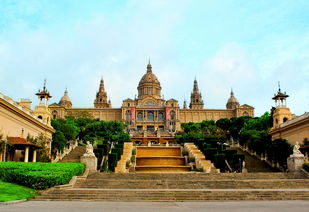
(131, 108), (135, 120)
(166, 108), (170, 120)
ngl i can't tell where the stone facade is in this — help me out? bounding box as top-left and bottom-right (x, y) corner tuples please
(49, 62), (254, 132)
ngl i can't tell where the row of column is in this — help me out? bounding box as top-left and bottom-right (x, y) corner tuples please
(24, 146), (37, 162)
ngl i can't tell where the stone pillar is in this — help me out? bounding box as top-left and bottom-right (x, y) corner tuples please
(80, 155), (97, 171)
(287, 153), (305, 172)
(24, 146), (29, 162)
(32, 150), (37, 162)
(80, 142), (97, 171)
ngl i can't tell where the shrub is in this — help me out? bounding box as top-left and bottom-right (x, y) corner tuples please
(182, 150), (188, 156)
(188, 157), (195, 163)
(132, 149), (136, 155)
(131, 155), (136, 163)
(214, 153), (225, 172)
(194, 168), (204, 172)
(108, 153), (118, 172)
(304, 164), (309, 172)
(205, 148), (217, 161)
(0, 162), (85, 190)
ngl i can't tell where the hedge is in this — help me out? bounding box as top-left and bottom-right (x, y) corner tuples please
(108, 153), (118, 172)
(0, 162), (85, 190)
(304, 163), (309, 172)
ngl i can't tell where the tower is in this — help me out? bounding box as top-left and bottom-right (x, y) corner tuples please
(94, 77), (111, 108)
(189, 79), (204, 109)
(33, 80), (52, 126)
(59, 88), (72, 109)
(183, 99), (187, 109)
(272, 83), (292, 128)
(226, 89), (240, 109)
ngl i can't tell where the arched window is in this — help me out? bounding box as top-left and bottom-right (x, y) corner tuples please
(52, 110), (58, 119)
(158, 112), (164, 121)
(38, 115), (43, 120)
(137, 112), (143, 121)
(147, 111), (154, 121)
(126, 110), (132, 122)
(283, 117), (288, 122)
(170, 110), (176, 120)
(243, 111), (249, 116)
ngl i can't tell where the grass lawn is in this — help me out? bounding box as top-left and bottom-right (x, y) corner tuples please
(0, 181), (37, 202)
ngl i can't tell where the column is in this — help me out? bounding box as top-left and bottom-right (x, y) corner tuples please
(24, 146), (29, 162)
(32, 149), (37, 162)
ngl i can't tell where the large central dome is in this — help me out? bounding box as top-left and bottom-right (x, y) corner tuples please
(137, 62), (162, 99)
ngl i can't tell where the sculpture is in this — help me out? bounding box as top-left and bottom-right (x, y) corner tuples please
(293, 142), (302, 155)
(84, 141), (95, 156)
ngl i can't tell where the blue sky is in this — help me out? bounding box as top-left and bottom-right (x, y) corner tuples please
(0, 0), (308, 116)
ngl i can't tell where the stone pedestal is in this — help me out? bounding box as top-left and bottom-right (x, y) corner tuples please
(80, 155), (97, 171)
(287, 154), (305, 172)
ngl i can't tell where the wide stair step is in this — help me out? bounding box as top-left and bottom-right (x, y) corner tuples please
(36, 172), (309, 201)
(35, 189), (309, 201)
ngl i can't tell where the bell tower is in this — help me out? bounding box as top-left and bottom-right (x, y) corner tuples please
(33, 80), (52, 126)
(189, 79), (204, 109)
(94, 77), (111, 108)
(272, 82), (292, 129)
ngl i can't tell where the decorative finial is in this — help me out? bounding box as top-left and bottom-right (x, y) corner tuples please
(278, 81), (281, 92)
(147, 60), (152, 73)
(231, 88), (234, 96)
(43, 79), (46, 90)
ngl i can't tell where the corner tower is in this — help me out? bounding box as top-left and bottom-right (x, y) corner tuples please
(272, 83), (292, 128)
(189, 79), (204, 109)
(94, 77), (111, 108)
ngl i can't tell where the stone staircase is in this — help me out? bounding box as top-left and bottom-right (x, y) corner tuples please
(58, 146), (86, 163)
(135, 146), (191, 172)
(115, 142), (133, 173)
(35, 172), (309, 201)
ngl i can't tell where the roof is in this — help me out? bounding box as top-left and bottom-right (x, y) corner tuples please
(8, 137), (41, 148)
(280, 112), (309, 128)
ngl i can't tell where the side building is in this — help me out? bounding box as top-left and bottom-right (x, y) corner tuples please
(0, 83), (55, 162)
(49, 62), (254, 138)
(269, 87), (309, 145)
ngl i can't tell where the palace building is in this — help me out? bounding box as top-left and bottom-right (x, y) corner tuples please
(49, 62), (254, 143)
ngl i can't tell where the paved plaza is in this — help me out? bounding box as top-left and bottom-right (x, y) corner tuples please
(1, 201), (309, 212)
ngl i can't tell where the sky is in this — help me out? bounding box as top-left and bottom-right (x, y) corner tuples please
(0, 0), (308, 116)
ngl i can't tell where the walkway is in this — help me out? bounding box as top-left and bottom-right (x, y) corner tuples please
(2, 201), (309, 212)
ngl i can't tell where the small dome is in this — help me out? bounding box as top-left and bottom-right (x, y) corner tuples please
(226, 89), (239, 109)
(59, 89), (71, 103)
(227, 95), (238, 104)
(59, 89), (72, 108)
